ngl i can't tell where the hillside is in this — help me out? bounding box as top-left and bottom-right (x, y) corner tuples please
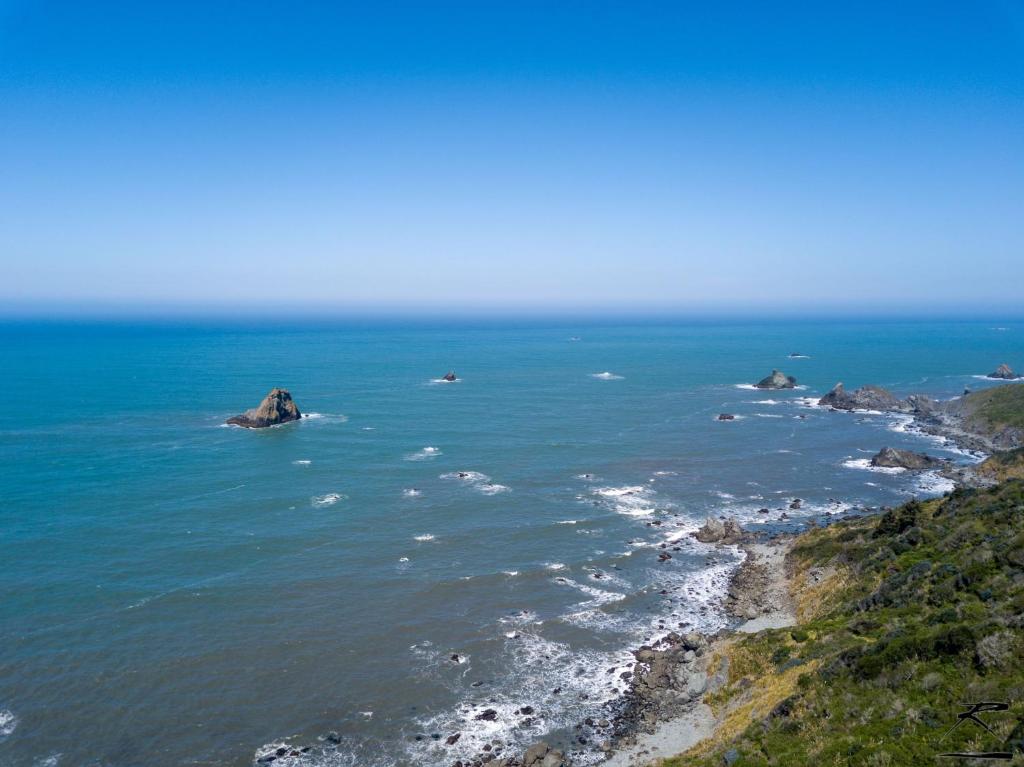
(941, 384), (1024, 451)
(662, 481), (1024, 766)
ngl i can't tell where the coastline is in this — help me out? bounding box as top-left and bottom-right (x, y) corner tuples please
(247, 381), (1023, 767)
(483, 384), (1023, 767)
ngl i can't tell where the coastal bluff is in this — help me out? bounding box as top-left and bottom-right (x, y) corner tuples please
(226, 388), (302, 428)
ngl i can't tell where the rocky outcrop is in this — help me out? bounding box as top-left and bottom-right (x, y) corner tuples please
(226, 388), (302, 428)
(818, 382), (902, 412)
(693, 517), (744, 544)
(755, 369), (797, 389)
(870, 447), (946, 471)
(988, 363), (1019, 380)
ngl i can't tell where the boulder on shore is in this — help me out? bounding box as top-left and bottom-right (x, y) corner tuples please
(755, 369), (797, 389)
(818, 382), (900, 412)
(226, 388), (302, 428)
(988, 363), (1019, 380)
(870, 447), (945, 471)
(520, 742), (568, 767)
(693, 517), (744, 544)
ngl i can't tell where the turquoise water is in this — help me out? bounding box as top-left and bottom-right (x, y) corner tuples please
(1, 318), (1021, 767)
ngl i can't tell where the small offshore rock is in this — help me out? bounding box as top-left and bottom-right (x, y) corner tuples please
(442, 371), (458, 382)
(987, 363), (1019, 380)
(226, 388), (302, 428)
(754, 369), (797, 389)
(717, 413), (736, 421)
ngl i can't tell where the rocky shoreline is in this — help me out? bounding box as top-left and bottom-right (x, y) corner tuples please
(445, 530), (802, 767)
(482, 383), (1024, 767)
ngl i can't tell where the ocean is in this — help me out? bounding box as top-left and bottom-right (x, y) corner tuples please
(1, 317), (1020, 767)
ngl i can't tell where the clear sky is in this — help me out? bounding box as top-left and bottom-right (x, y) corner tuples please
(1, 1), (1022, 315)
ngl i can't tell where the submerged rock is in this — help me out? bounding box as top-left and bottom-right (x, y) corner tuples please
(755, 369), (797, 389)
(226, 388), (302, 428)
(870, 447), (946, 471)
(717, 413), (736, 421)
(988, 363), (1019, 380)
(818, 382), (900, 412)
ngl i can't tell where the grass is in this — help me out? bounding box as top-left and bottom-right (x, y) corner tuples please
(658, 481), (1024, 766)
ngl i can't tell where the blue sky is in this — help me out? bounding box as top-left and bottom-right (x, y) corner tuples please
(1, 2), (1022, 314)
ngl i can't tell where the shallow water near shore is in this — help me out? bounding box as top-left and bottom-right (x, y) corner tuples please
(1, 318), (1021, 766)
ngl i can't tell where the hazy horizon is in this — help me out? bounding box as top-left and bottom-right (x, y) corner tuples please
(2, 2), (1022, 311)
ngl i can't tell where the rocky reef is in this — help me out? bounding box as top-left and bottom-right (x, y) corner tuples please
(754, 370), (797, 389)
(226, 388), (302, 428)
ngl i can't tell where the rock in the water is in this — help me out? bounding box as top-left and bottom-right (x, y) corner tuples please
(754, 369), (797, 389)
(870, 447), (945, 470)
(442, 371), (458, 382)
(717, 413), (736, 421)
(988, 363), (1019, 380)
(693, 517), (743, 544)
(818, 382), (900, 412)
(226, 388), (302, 428)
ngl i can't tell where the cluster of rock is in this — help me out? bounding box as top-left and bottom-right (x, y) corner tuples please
(870, 447), (946, 471)
(988, 363), (1019, 380)
(226, 388), (302, 428)
(817, 382), (939, 416)
(611, 631), (711, 743)
(754, 369), (797, 389)
(725, 547), (772, 620)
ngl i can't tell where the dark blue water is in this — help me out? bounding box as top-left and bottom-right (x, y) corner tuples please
(1, 318), (1020, 767)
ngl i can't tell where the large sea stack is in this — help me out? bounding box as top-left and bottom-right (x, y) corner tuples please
(870, 447), (945, 471)
(754, 369), (797, 389)
(988, 363), (1019, 380)
(226, 388), (302, 428)
(818, 382), (900, 411)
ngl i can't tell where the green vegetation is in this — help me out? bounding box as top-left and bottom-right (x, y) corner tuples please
(662, 481), (1024, 766)
(969, 384), (1024, 430)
